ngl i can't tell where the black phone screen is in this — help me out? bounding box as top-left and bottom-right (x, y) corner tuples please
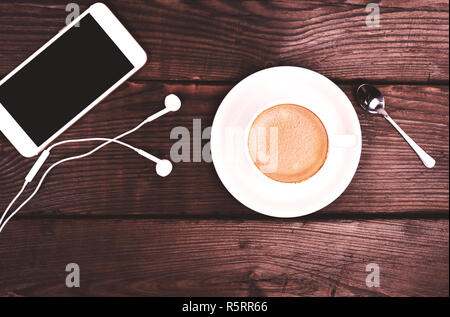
(0, 13), (134, 146)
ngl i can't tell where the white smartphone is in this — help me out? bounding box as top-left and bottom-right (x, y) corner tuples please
(0, 3), (147, 157)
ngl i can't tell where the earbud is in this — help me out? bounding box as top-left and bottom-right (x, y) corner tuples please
(165, 94), (181, 112)
(156, 159), (173, 177)
(145, 94), (181, 123)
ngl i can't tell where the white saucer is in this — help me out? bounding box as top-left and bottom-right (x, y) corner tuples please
(211, 66), (362, 217)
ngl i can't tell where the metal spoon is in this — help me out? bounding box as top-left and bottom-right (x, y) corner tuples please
(356, 84), (435, 168)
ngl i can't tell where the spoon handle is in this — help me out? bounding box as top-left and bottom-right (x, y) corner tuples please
(383, 114), (436, 168)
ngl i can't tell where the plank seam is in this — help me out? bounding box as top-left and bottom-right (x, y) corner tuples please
(128, 79), (450, 86)
(7, 211), (450, 221)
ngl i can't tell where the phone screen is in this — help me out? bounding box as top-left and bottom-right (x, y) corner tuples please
(0, 13), (134, 146)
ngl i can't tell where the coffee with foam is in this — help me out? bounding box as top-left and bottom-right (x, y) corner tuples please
(248, 104), (328, 183)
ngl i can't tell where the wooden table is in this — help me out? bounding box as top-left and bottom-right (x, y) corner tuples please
(0, 0), (448, 297)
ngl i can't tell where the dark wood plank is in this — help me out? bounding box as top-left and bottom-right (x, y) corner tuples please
(0, 0), (448, 82)
(0, 83), (448, 216)
(0, 218), (447, 296)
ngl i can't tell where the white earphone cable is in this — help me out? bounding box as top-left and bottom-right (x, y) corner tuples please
(0, 135), (145, 228)
(0, 181), (28, 228)
(48, 119), (147, 152)
(0, 94), (181, 233)
(0, 137), (149, 233)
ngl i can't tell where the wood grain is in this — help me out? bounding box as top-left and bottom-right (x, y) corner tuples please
(0, 0), (448, 299)
(0, 83), (448, 217)
(0, 218), (447, 297)
(0, 0), (448, 82)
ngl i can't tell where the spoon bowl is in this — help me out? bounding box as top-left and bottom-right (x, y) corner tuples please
(356, 84), (387, 115)
(355, 83), (435, 168)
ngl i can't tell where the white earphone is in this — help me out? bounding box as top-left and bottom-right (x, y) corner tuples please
(0, 94), (181, 233)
